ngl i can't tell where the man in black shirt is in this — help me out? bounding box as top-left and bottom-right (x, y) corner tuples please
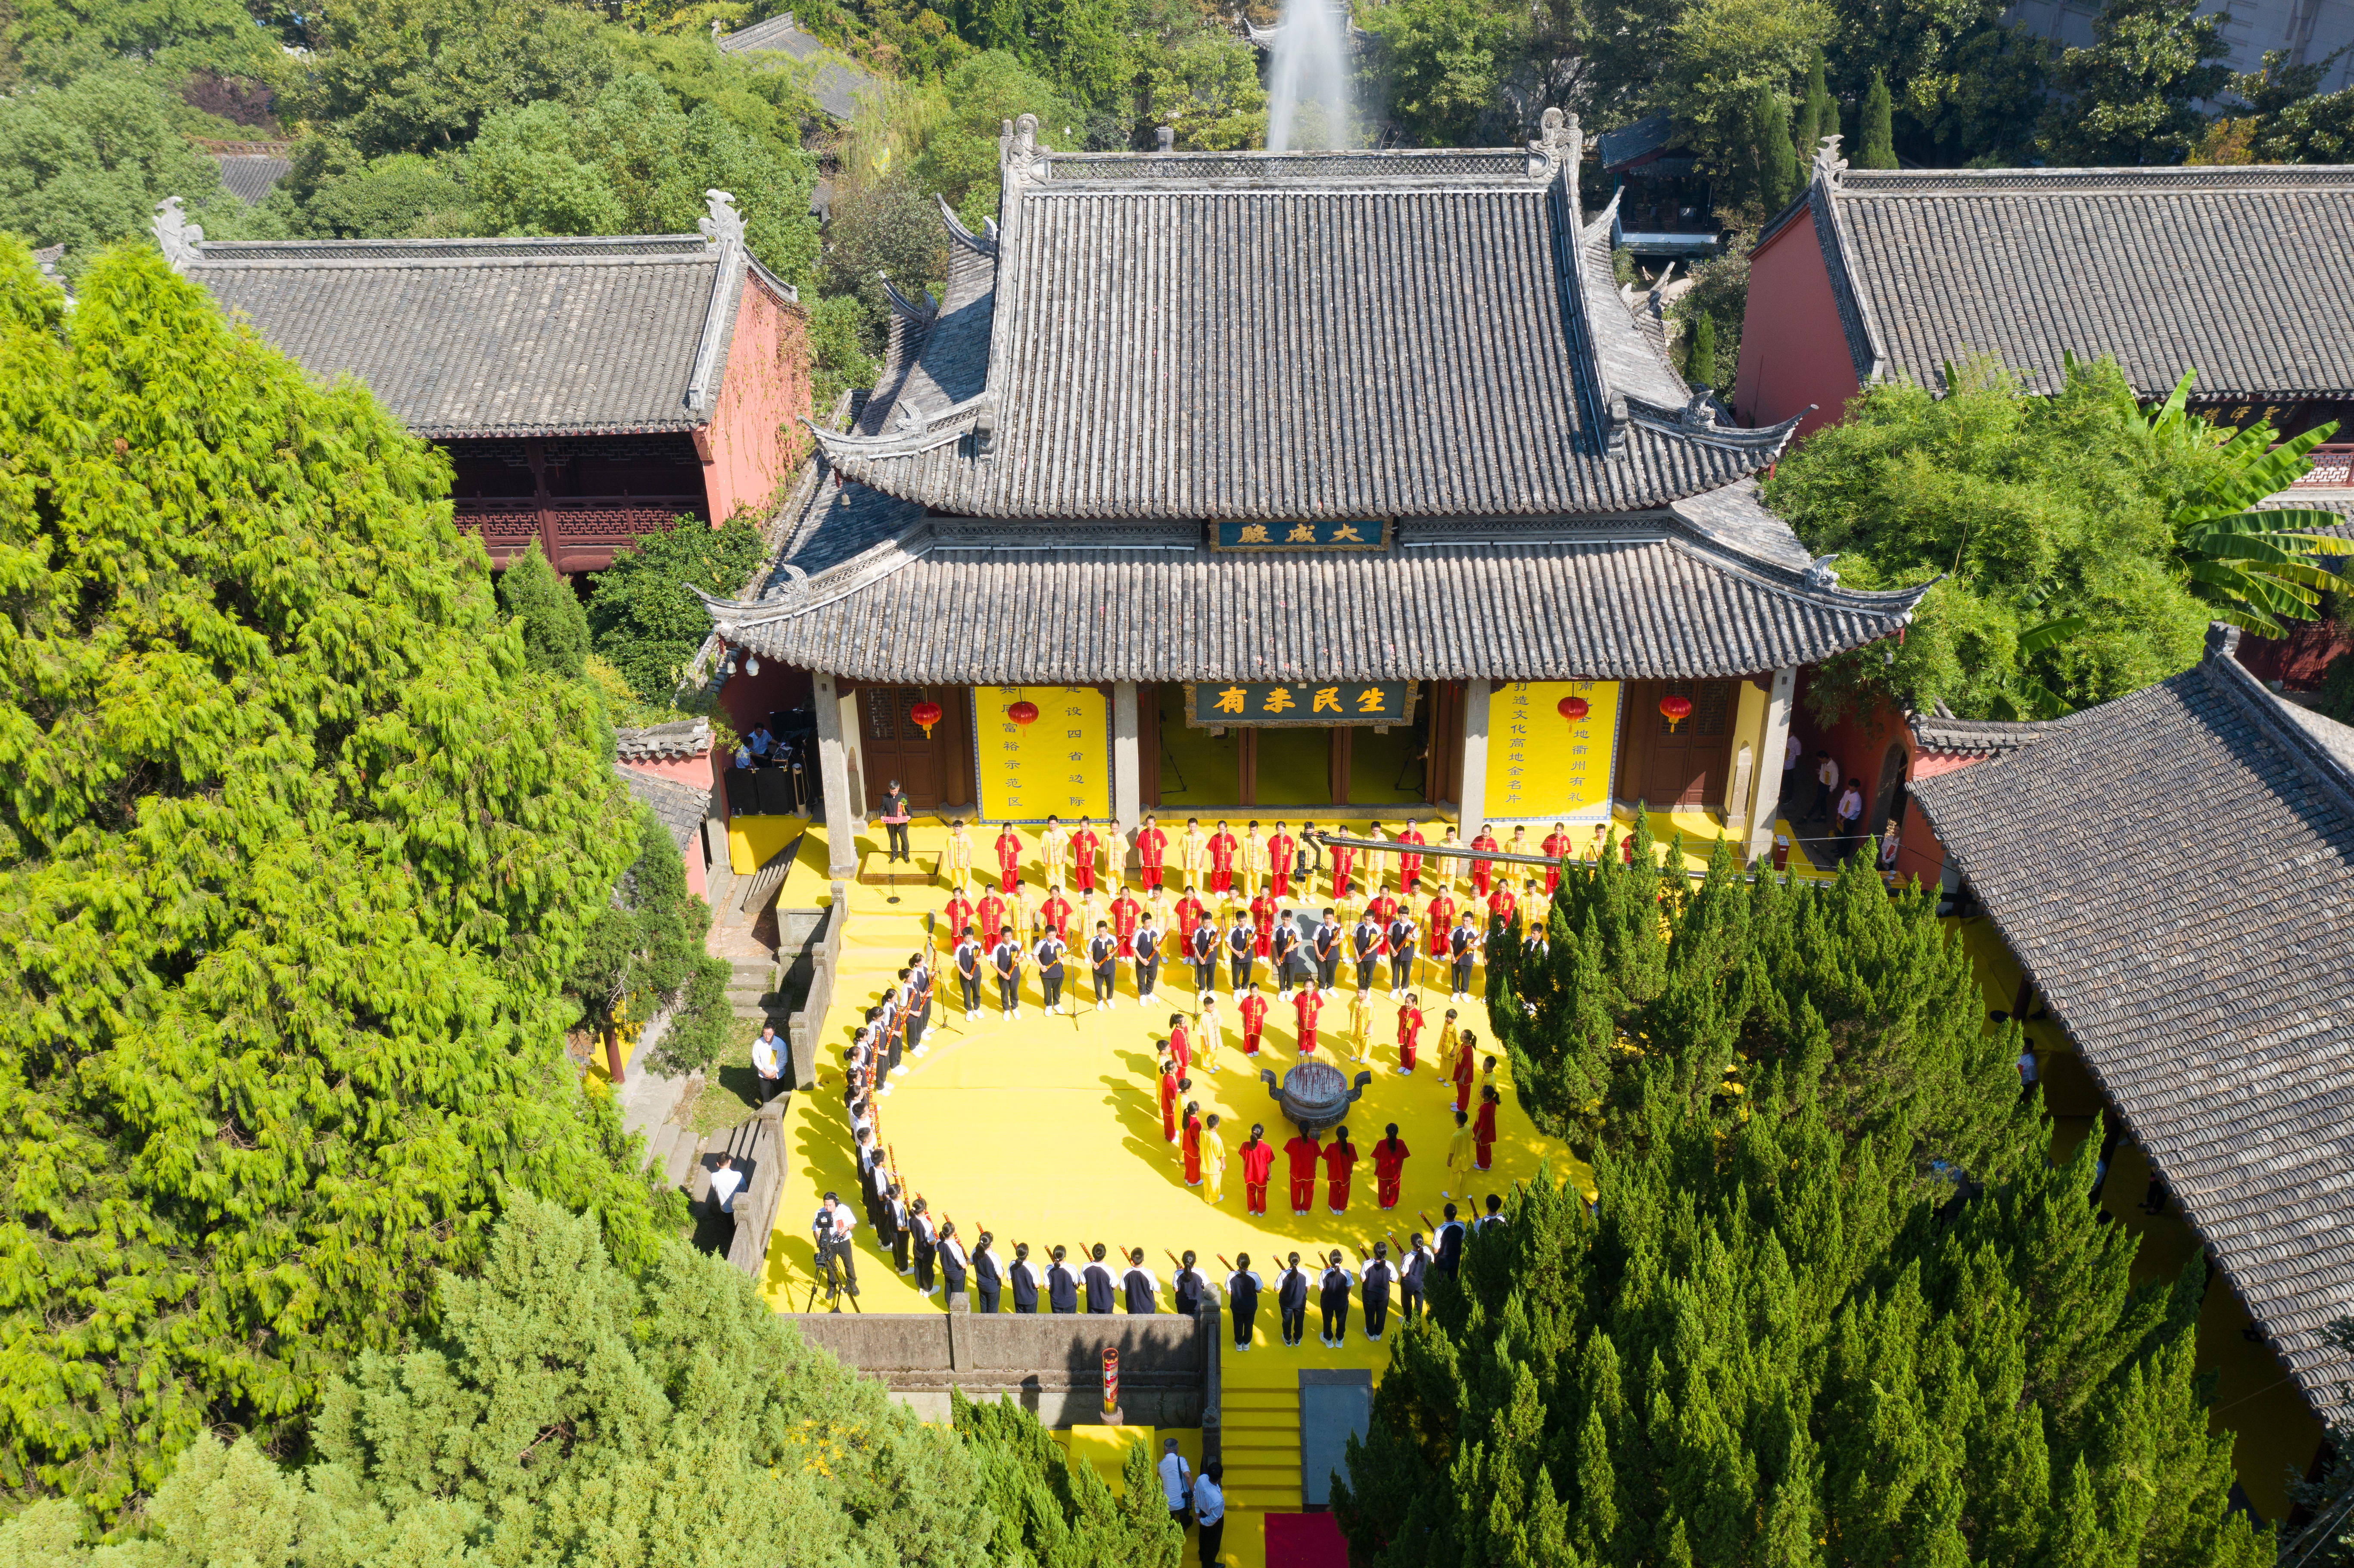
(1449, 913), (1481, 1002)
(955, 927), (984, 1017)
(1313, 909), (1341, 995)
(1352, 912), (1382, 992)
(1226, 914), (1256, 992)
(1399, 1233), (1432, 1319)
(1172, 1251), (1208, 1317)
(1271, 915), (1299, 997)
(937, 1221), (969, 1309)
(1133, 919), (1162, 1005)
(1035, 929), (1068, 1016)
(1386, 911), (1418, 994)
(1189, 914), (1219, 996)
(1434, 1202), (1467, 1279)
(1317, 1251), (1353, 1346)
(993, 934), (1022, 1017)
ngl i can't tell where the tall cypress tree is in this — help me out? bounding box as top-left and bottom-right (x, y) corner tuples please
(1685, 313), (1717, 390)
(497, 538), (591, 679)
(1861, 70), (1898, 168)
(1794, 48), (1837, 170)
(1750, 83), (1797, 213)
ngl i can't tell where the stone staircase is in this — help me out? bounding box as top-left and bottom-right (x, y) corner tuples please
(1219, 1381), (1302, 1514)
(727, 951), (790, 1034)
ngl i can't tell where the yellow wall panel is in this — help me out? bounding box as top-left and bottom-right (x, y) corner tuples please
(975, 685), (1112, 823)
(1485, 680), (1621, 824)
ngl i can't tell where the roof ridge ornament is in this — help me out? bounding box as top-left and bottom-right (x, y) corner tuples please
(879, 271), (937, 322)
(700, 189), (745, 250)
(152, 196), (202, 272)
(936, 192), (1000, 256)
(1810, 134), (1846, 191)
(1802, 553), (1840, 589)
(1002, 113), (1046, 187)
(1528, 107), (1579, 180)
(1679, 390), (1719, 430)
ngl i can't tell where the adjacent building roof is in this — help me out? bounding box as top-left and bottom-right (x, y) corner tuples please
(708, 494), (1924, 684)
(616, 765), (712, 851)
(1762, 158), (2354, 401)
(809, 114), (1801, 523)
(159, 194), (793, 440)
(1906, 703), (2047, 759)
(215, 151), (291, 205)
(616, 718), (713, 762)
(1911, 638), (2354, 1420)
(716, 12), (876, 120)
(1597, 112), (1681, 173)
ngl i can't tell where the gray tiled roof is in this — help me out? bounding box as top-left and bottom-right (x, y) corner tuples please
(616, 718), (711, 762)
(710, 506), (1926, 684)
(1776, 163), (2354, 400)
(215, 152), (290, 205)
(1597, 112), (1680, 172)
(617, 765), (712, 852)
(812, 125), (1800, 522)
(717, 13), (875, 119)
(1910, 644), (2354, 1420)
(185, 233), (782, 439)
(1906, 708), (2049, 758)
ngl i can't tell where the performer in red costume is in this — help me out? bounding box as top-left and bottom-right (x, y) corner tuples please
(1240, 1124), (1277, 1215)
(1396, 992), (1424, 1074)
(1373, 1123), (1410, 1209)
(1323, 1128), (1359, 1213)
(1112, 885), (1142, 958)
(1291, 986), (1323, 1058)
(1541, 821), (1570, 895)
(1239, 988), (1268, 1057)
(1267, 821), (1297, 899)
(977, 889), (1007, 949)
(1397, 821), (1428, 893)
(993, 823), (1024, 893)
(1158, 1055), (1181, 1142)
(1469, 823), (1499, 896)
(1208, 820), (1240, 894)
(1283, 1129), (1323, 1215)
(1181, 1103), (1204, 1185)
(1137, 814), (1168, 893)
(1474, 1086), (1500, 1170)
(1069, 818), (1102, 894)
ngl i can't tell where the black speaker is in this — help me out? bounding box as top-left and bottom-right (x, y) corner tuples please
(757, 767), (796, 817)
(723, 768), (756, 816)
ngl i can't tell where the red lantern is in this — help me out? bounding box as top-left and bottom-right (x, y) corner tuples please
(910, 699), (943, 738)
(1557, 695), (1590, 723)
(1659, 694), (1694, 732)
(1007, 700), (1040, 726)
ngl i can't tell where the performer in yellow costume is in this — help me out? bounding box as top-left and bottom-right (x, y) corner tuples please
(1202, 1113), (1228, 1205)
(1039, 815), (1071, 890)
(1241, 820), (1269, 893)
(942, 818), (975, 890)
(1181, 818), (1208, 892)
(1348, 985), (1373, 1065)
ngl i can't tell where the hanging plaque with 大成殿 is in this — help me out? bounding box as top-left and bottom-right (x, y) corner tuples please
(1211, 519), (1392, 551)
(1184, 681), (1417, 728)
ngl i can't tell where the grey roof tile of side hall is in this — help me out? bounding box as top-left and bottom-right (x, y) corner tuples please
(813, 135), (1797, 522)
(1909, 649), (2354, 1420)
(185, 233), (772, 439)
(1780, 163), (2354, 399)
(616, 765), (713, 851)
(716, 14), (877, 119)
(710, 511), (1925, 685)
(215, 152), (291, 205)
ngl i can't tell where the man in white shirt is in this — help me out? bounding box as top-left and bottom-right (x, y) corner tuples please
(709, 1153), (743, 1215)
(811, 1193), (858, 1308)
(752, 1027), (784, 1105)
(1157, 1438), (1193, 1530)
(1192, 1463), (1226, 1567)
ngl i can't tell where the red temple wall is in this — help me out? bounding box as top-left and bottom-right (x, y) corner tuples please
(1736, 216), (1862, 442)
(702, 275), (813, 524)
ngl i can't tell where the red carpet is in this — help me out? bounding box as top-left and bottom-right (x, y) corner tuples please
(1264, 1512), (1349, 1567)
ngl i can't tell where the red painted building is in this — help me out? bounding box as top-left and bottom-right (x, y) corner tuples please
(1737, 156), (2354, 446)
(163, 193), (811, 573)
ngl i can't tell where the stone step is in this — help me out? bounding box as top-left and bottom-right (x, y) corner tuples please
(642, 1121), (681, 1174)
(663, 1127), (699, 1190)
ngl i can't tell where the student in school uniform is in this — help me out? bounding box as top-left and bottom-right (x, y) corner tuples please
(1034, 927), (1068, 1016)
(1270, 912), (1301, 997)
(1312, 908), (1342, 994)
(1121, 1248), (1159, 1313)
(1009, 1242), (1042, 1313)
(1226, 912), (1257, 992)
(1351, 908), (1383, 993)
(1277, 1253), (1311, 1347)
(972, 1231), (1004, 1313)
(1359, 1242), (1397, 1341)
(1434, 1204), (1466, 1279)
(1399, 1234), (1433, 1319)
(1189, 913), (1220, 996)
(1046, 1247), (1080, 1313)
(1089, 921), (1120, 1009)
(1227, 1253), (1263, 1350)
(1132, 916), (1163, 1005)
(993, 932), (1023, 1018)
(909, 1199), (940, 1297)
(955, 925), (985, 1019)
(1173, 1251), (1210, 1317)
(1448, 912), (1482, 1002)
(937, 1222), (970, 1310)
(1081, 1245), (1117, 1313)
(1317, 1251), (1354, 1346)
(1386, 906), (1418, 995)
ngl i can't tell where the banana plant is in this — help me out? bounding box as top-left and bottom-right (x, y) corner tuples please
(1992, 612), (2089, 721)
(2104, 365), (2352, 636)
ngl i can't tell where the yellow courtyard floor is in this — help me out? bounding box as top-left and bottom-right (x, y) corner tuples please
(753, 808), (1831, 1566)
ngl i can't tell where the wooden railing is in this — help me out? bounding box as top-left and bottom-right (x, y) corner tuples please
(456, 495), (707, 569)
(2290, 445), (2354, 488)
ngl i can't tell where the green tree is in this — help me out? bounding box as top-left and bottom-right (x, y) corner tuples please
(1683, 311), (1717, 391)
(2041, 0), (2230, 165)
(1744, 81), (1797, 214)
(1359, 0), (1533, 147)
(1333, 1083), (2269, 1567)
(1026, 0), (1132, 108)
(1858, 68), (1897, 166)
(1763, 355), (2239, 723)
(1664, 0), (1834, 190)
(0, 239), (658, 1516)
(2195, 50), (2354, 163)
(497, 539), (592, 680)
(570, 802), (734, 1080)
(1143, 30), (1270, 150)
(0, 68), (273, 277)
(586, 515), (770, 702)
(1792, 45), (1834, 164)
(276, 145), (473, 240)
(299, 0), (619, 156)
(953, 1391), (1187, 1566)
(0, 1195), (1002, 1562)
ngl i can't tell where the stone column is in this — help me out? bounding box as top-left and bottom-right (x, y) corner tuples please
(1111, 681), (1141, 866)
(813, 670), (860, 877)
(1456, 681), (1490, 832)
(1748, 666), (1797, 863)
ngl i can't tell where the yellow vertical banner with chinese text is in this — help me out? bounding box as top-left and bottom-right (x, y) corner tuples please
(975, 685), (1112, 823)
(1485, 681), (1620, 823)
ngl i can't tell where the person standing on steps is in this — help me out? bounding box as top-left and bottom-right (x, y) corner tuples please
(753, 1025), (785, 1105)
(880, 779), (912, 863)
(1070, 816), (1103, 896)
(1317, 1250), (1353, 1346)
(1194, 1463), (1226, 1568)
(943, 816), (974, 890)
(1277, 1252), (1311, 1347)
(1227, 1253), (1263, 1350)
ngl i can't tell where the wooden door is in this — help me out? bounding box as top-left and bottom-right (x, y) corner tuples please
(1620, 680), (1737, 811)
(859, 685), (958, 810)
